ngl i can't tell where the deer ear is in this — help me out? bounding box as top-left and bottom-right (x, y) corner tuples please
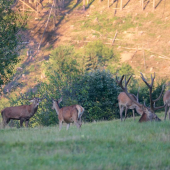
(58, 97), (63, 103)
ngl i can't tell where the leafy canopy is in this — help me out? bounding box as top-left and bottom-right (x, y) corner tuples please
(0, 0), (25, 86)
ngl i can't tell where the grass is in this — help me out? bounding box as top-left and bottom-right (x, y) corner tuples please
(1, 113), (170, 170)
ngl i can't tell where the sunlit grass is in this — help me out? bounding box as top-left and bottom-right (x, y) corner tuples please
(1, 112), (170, 170)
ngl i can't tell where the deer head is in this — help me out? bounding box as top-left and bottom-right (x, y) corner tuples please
(20, 93), (47, 108)
(116, 73), (165, 122)
(52, 97), (63, 110)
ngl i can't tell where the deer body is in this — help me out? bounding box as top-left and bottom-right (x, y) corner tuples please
(52, 97), (84, 130)
(2, 104), (38, 120)
(1, 98), (42, 128)
(163, 90), (170, 120)
(118, 92), (143, 121)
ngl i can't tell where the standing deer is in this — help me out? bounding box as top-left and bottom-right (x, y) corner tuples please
(52, 97), (84, 130)
(163, 90), (170, 120)
(116, 73), (165, 122)
(1, 94), (46, 128)
(118, 88), (143, 121)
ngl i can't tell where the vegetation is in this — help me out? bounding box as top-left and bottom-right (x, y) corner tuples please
(0, 115), (170, 170)
(5, 43), (164, 127)
(0, 0), (26, 87)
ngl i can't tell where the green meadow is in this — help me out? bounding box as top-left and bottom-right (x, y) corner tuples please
(1, 113), (170, 170)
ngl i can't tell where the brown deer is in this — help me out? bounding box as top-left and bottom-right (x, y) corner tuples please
(118, 88), (143, 121)
(52, 97), (84, 130)
(1, 94), (46, 128)
(163, 90), (170, 120)
(116, 73), (165, 122)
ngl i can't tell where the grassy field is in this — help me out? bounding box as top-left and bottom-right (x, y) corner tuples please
(1, 113), (170, 170)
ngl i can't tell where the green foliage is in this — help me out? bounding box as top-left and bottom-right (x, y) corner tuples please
(62, 69), (121, 122)
(0, 0), (26, 87)
(84, 41), (118, 70)
(118, 63), (134, 76)
(46, 45), (81, 84)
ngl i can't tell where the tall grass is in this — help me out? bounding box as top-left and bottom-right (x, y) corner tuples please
(0, 113), (170, 170)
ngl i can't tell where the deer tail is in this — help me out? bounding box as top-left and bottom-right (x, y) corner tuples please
(76, 105), (84, 119)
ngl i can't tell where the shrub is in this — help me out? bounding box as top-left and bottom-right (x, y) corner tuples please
(84, 41), (119, 70)
(62, 69), (121, 122)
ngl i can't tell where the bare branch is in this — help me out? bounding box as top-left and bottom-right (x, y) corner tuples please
(20, 93), (33, 100)
(140, 72), (155, 112)
(153, 85), (165, 103)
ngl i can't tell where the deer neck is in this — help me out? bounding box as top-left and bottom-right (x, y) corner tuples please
(30, 103), (39, 116)
(135, 106), (143, 115)
(54, 102), (61, 115)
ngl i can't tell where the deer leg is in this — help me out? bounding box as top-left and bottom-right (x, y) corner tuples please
(132, 109), (135, 121)
(3, 118), (9, 128)
(124, 107), (128, 121)
(79, 116), (82, 122)
(2, 117), (7, 128)
(164, 105), (168, 120)
(119, 105), (124, 121)
(168, 107), (170, 120)
(59, 121), (62, 131)
(78, 116), (82, 127)
(79, 120), (82, 128)
(66, 123), (70, 130)
(75, 121), (81, 129)
(25, 120), (29, 127)
(20, 119), (24, 127)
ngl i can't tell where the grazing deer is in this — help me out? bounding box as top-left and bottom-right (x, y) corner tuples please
(163, 90), (170, 120)
(118, 89), (143, 121)
(1, 94), (46, 128)
(52, 97), (84, 130)
(116, 73), (165, 122)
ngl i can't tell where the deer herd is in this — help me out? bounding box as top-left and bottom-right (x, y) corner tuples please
(1, 72), (170, 130)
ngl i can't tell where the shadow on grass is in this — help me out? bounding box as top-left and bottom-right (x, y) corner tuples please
(155, 0), (163, 9)
(143, 0), (150, 10)
(123, 0), (131, 9)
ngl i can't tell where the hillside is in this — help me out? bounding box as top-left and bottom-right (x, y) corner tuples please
(0, 0), (170, 109)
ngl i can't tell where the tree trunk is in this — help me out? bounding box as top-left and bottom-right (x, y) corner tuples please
(83, 0), (85, 11)
(120, 0), (123, 10)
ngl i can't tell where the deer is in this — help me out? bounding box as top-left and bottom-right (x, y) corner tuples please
(1, 94), (46, 128)
(163, 90), (170, 120)
(116, 73), (165, 122)
(118, 88), (143, 121)
(52, 97), (84, 131)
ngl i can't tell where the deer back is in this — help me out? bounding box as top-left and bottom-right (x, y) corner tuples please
(118, 92), (137, 107)
(1, 99), (39, 120)
(61, 105), (78, 119)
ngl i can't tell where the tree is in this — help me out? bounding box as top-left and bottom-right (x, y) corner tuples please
(0, 0), (24, 87)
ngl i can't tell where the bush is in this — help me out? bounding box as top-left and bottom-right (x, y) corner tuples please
(62, 69), (121, 122)
(84, 41), (119, 70)
(118, 63), (134, 76)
